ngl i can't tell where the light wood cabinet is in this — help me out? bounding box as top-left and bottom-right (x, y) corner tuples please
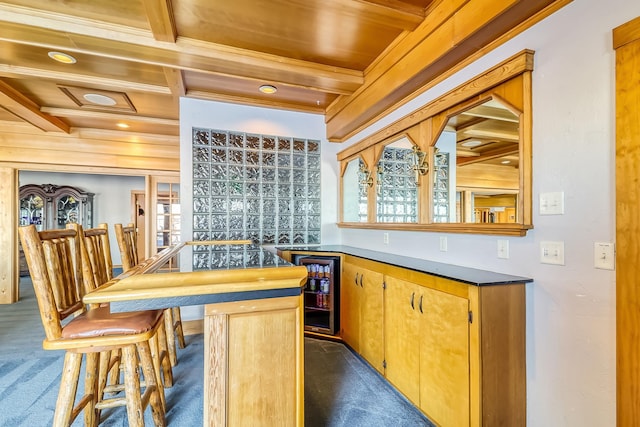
(385, 276), (469, 426)
(341, 259), (384, 373)
(343, 255), (525, 427)
(419, 281), (470, 427)
(384, 276), (422, 404)
(341, 261), (361, 350)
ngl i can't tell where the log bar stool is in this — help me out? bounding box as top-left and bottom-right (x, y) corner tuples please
(115, 223), (186, 366)
(19, 224), (166, 427)
(70, 223), (174, 407)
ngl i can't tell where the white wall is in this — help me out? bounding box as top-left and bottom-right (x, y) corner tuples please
(338, 1), (640, 425)
(19, 171), (145, 265)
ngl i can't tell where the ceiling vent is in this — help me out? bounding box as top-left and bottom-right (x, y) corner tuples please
(58, 85), (136, 113)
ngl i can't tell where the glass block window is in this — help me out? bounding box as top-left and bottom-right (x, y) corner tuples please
(192, 128), (321, 268)
(376, 147), (418, 223)
(432, 152), (450, 223)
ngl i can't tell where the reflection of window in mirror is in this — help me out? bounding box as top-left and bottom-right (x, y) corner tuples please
(342, 157), (369, 222)
(376, 137), (418, 223)
(434, 98), (520, 224)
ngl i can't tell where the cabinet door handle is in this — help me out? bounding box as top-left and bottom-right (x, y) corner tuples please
(419, 295), (424, 314)
(359, 274), (363, 287)
(355, 272), (359, 285)
(410, 292), (415, 310)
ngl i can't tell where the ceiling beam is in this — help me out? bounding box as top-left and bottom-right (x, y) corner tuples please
(142, 0), (178, 43)
(0, 64), (171, 95)
(163, 67), (186, 98)
(354, 0), (427, 20)
(40, 107), (179, 127)
(186, 90), (325, 114)
(457, 145), (518, 166)
(0, 79), (70, 133)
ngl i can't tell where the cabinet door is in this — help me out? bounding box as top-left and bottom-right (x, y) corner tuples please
(341, 262), (361, 351)
(419, 286), (470, 427)
(359, 267), (384, 373)
(384, 276), (421, 405)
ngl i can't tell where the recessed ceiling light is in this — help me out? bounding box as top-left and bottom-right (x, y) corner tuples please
(48, 51), (77, 64)
(259, 84), (277, 94)
(461, 140), (482, 147)
(501, 160), (511, 164)
(83, 93), (117, 106)
(117, 123), (130, 129)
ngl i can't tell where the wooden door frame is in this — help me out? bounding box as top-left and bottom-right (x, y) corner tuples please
(130, 190), (147, 262)
(614, 15), (640, 427)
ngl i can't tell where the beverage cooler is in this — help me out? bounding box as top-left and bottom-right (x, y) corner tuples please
(293, 255), (340, 335)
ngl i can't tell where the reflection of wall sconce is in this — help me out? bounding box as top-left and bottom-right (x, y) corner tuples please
(412, 145), (429, 185)
(359, 163), (373, 189)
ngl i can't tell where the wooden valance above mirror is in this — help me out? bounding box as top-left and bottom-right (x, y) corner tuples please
(337, 50), (533, 236)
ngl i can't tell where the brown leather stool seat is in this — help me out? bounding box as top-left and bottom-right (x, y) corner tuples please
(62, 306), (163, 339)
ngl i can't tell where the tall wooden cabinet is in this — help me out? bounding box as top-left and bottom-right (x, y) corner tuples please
(18, 184), (94, 274)
(19, 184), (94, 230)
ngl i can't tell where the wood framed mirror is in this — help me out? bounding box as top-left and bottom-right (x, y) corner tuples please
(433, 96), (520, 224)
(337, 50), (533, 236)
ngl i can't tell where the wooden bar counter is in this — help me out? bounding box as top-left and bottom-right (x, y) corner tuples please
(84, 243), (308, 427)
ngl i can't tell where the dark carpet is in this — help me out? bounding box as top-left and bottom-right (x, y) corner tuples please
(0, 278), (432, 426)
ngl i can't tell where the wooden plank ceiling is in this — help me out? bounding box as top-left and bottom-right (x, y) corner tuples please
(0, 0), (568, 142)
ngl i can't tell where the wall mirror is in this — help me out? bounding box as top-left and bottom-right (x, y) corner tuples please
(341, 156), (369, 223)
(337, 50), (533, 236)
(433, 97), (520, 224)
(376, 137), (419, 223)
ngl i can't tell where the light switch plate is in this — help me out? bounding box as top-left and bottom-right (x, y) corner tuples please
(497, 240), (509, 259)
(440, 236), (448, 252)
(540, 192), (565, 215)
(594, 242), (615, 270)
(540, 241), (565, 265)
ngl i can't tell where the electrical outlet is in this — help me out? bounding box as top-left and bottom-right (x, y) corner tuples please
(439, 236), (447, 252)
(540, 241), (565, 265)
(497, 240), (509, 259)
(594, 242), (615, 270)
(383, 233), (389, 244)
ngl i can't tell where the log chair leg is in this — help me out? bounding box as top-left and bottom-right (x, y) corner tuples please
(173, 307), (186, 349)
(156, 320), (174, 389)
(138, 340), (167, 427)
(53, 352), (83, 427)
(122, 345), (145, 427)
(164, 309), (178, 367)
(149, 332), (167, 410)
(83, 352), (99, 427)
(108, 349), (122, 389)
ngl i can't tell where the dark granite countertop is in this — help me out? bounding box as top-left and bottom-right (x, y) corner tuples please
(276, 245), (532, 286)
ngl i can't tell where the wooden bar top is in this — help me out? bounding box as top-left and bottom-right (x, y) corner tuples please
(83, 244), (308, 312)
